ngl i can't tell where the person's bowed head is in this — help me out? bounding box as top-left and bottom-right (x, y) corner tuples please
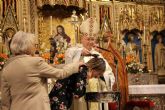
(85, 54), (106, 79)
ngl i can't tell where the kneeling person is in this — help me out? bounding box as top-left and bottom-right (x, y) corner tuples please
(49, 55), (106, 110)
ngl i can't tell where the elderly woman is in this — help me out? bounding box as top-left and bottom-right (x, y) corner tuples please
(1, 31), (82, 110)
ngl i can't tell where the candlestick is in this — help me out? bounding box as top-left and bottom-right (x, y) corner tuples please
(50, 16), (52, 35)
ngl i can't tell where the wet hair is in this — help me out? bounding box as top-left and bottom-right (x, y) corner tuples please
(85, 54), (106, 75)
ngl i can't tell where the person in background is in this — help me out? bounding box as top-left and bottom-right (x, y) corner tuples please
(65, 18), (115, 110)
(1, 31), (82, 110)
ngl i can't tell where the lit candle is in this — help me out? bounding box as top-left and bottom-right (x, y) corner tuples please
(50, 16), (52, 35)
(23, 18), (26, 32)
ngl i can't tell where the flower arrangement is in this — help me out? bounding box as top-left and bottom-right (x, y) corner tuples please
(126, 54), (145, 74)
(0, 53), (8, 70)
(41, 52), (50, 60)
(54, 53), (65, 64)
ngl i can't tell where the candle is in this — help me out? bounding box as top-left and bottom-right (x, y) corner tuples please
(50, 0), (53, 5)
(50, 16), (52, 35)
(157, 10), (159, 19)
(23, 18), (26, 32)
(143, 26), (145, 44)
(146, 35), (148, 45)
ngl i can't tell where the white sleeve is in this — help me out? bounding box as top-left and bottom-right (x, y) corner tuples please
(103, 60), (115, 90)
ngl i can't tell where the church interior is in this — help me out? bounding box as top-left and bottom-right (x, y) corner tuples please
(0, 0), (165, 110)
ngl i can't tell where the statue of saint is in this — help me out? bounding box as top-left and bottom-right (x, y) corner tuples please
(125, 34), (138, 57)
(155, 34), (165, 71)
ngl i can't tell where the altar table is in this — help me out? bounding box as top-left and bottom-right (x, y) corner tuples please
(129, 85), (165, 110)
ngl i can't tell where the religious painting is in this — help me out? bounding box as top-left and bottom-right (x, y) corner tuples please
(38, 17), (76, 64)
(50, 25), (70, 63)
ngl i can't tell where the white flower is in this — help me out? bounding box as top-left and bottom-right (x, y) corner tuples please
(139, 69), (143, 72)
(1, 62), (4, 65)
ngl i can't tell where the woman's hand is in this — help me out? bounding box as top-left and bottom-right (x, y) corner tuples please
(79, 61), (84, 67)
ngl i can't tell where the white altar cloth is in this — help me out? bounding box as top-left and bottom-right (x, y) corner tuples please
(129, 85), (165, 95)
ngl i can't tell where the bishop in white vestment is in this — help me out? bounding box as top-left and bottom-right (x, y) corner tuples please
(65, 18), (115, 110)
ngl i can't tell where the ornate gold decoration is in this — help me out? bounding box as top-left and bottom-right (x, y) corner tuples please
(1, 5), (18, 34)
(36, 0), (85, 7)
(117, 3), (164, 32)
(29, 0), (37, 33)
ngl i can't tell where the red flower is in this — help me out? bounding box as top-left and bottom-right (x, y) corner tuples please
(147, 100), (155, 107)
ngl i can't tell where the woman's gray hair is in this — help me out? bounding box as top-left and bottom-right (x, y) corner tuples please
(10, 31), (37, 55)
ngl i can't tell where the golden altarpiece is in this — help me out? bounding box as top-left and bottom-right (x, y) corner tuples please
(0, 0), (165, 110)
